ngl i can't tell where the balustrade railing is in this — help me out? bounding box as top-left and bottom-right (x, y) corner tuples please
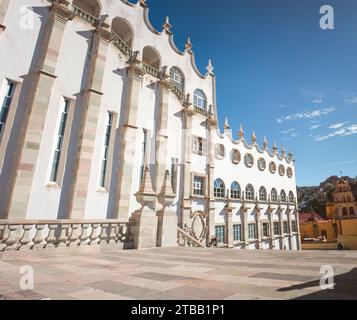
(170, 81), (185, 103)
(194, 105), (208, 116)
(0, 220), (132, 252)
(72, 5), (99, 26)
(177, 227), (205, 248)
(112, 32), (132, 57)
(140, 62), (160, 78)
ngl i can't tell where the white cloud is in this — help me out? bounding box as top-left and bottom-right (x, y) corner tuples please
(344, 97), (357, 105)
(329, 123), (345, 129)
(327, 160), (355, 167)
(277, 107), (335, 123)
(281, 128), (295, 134)
(314, 124), (357, 142)
(312, 98), (323, 104)
(310, 124), (322, 130)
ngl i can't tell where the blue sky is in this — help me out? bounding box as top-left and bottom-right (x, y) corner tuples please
(145, 0), (357, 186)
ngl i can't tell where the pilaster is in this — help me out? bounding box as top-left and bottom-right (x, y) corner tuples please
(0, 2), (74, 219)
(225, 203), (234, 248)
(68, 20), (112, 219)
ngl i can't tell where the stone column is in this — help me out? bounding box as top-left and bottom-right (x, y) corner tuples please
(0, 2), (74, 219)
(180, 106), (194, 229)
(287, 207), (293, 250)
(294, 207), (302, 250)
(0, 0), (11, 31)
(132, 166), (157, 249)
(115, 57), (145, 222)
(255, 204), (262, 249)
(225, 205), (234, 248)
(155, 74), (177, 247)
(206, 109), (217, 245)
(268, 205), (276, 250)
(278, 206), (284, 249)
(241, 204), (249, 249)
(67, 20), (112, 219)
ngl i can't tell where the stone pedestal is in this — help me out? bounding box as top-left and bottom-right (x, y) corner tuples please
(157, 209), (177, 247)
(132, 208), (158, 249)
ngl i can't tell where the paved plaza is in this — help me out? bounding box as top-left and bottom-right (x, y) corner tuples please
(0, 247), (357, 300)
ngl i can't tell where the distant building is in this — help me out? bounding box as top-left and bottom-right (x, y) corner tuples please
(300, 179), (357, 250)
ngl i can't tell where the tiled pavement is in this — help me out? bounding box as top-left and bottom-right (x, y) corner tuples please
(0, 248), (357, 300)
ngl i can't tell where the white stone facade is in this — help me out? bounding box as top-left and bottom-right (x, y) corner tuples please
(0, 0), (300, 250)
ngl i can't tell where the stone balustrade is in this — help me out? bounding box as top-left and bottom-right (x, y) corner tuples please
(140, 62), (160, 78)
(0, 219), (132, 252)
(112, 31), (132, 57)
(170, 81), (185, 103)
(177, 227), (205, 248)
(72, 5), (99, 26)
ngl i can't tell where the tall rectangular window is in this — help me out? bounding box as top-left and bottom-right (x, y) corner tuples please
(0, 80), (15, 138)
(274, 222), (280, 236)
(248, 223), (256, 240)
(99, 112), (113, 188)
(262, 223), (269, 237)
(140, 129), (148, 183)
(233, 224), (242, 242)
(193, 176), (204, 196)
(215, 226), (225, 244)
(291, 221), (297, 233)
(171, 158), (178, 193)
(192, 136), (205, 155)
(283, 221), (289, 234)
(50, 98), (70, 182)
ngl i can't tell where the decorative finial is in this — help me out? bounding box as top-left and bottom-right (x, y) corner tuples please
(185, 37), (193, 53)
(224, 117), (230, 130)
(281, 145), (286, 156)
(206, 59), (214, 75)
(273, 142), (278, 152)
(251, 131), (257, 144)
(288, 148), (293, 160)
(239, 124), (244, 139)
(263, 136), (268, 149)
(163, 16), (172, 34)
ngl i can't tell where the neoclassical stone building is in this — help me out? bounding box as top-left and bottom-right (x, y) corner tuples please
(0, 0), (300, 251)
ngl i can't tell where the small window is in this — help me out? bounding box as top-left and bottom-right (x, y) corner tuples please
(193, 89), (207, 110)
(244, 153), (254, 168)
(248, 224), (256, 240)
(216, 144), (225, 159)
(263, 223), (269, 237)
(283, 221), (289, 234)
(215, 226), (225, 244)
(140, 129), (148, 183)
(269, 161), (277, 174)
(192, 136), (205, 155)
(279, 164), (286, 176)
(258, 158), (266, 171)
(231, 149), (241, 164)
(233, 225), (242, 242)
(0, 80), (15, 138)
(245, 184), (255, 200)
(259, 186), (267, 201)
(230, 182), (241, 199)
(193, 176), (204, 196)
(288, 191), (294, 203)
(214, 179), (225, 198)
(280, 190), (287, 203)
(50, 98), (70, 183)
(170, 67), (185, 92)
(271, 188), (278, 202)
(274, 222), (280, 235)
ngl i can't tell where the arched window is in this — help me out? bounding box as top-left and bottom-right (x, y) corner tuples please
(259, 187), (267, 201)
(271, 188), (278, 202)
(280, 190), (287, 203)
(170, 67), (185, 92)
(193, 89), (207, 110)
(142, 46), (161, 71)
(288, 191), (294, 203)
(73, 0), (101, 18)
(350, 207), (355, 216)
(245, 184), (255, 201)
(214, 179), (225, 198)
(112, 17), (134, 50)
(231, 182), (241, 199)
